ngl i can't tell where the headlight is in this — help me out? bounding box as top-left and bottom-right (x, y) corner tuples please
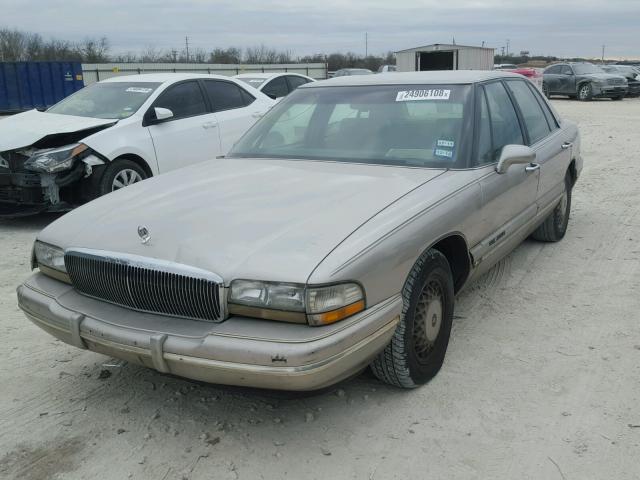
(33, 240), (70, 283)
(228, 280), (365, 325)
(24, 143), (88, 173)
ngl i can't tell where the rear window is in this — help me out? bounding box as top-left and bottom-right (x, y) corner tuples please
(230, 84), (473, 168)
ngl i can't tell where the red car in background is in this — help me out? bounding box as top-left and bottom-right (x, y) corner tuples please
(502, 67), (544, 91)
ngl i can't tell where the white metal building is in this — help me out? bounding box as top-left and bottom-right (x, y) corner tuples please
(395, 44), (495, 72)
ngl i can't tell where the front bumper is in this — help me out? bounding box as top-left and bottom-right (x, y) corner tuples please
(592, 84), (628, 97)
(17, 273), (402, 391)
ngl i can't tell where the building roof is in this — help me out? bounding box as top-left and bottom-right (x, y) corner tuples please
(395, 43), (495, 54)
(304, 70), (522, 87)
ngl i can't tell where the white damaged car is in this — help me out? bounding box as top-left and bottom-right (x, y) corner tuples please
(0, 73), (274, 217)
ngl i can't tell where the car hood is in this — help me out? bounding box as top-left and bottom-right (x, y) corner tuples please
(582, 73), (625, 82)
(39, 158), (445, 284)
(0, 110), (116, 151)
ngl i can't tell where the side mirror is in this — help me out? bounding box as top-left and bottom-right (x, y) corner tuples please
(154, 107), (174, 121)
(496, 145), (536, 174)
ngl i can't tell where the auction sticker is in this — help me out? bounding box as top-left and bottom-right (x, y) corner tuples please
(126, 87), (153, 94)
(396, 89), (451, 101)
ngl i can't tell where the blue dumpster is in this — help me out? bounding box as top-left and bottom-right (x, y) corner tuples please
(0, 61), (85, 113)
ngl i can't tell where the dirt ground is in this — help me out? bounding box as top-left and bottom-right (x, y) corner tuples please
(1, 98), (639, 480)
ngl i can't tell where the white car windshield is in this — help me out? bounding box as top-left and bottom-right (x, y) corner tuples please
(230, 84), (473, 168)
(47, 82), (161, 119)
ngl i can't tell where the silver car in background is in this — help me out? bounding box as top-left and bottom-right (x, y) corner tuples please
(17, 71), (581, 391)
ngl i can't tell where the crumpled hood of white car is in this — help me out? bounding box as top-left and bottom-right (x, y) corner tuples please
(39, 158), (445, 284)
(0, 110), (116, 151)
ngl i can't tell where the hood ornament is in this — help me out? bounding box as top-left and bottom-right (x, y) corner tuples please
(137, 225), (151, 245)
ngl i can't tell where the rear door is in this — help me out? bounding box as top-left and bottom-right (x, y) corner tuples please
(201, 79), (264, 154)
(506, 79), (572, 211)
(472, 81), (539, 263)
(145, 80), (221, 172)
(558, 65), (577, 95)
(543, 65), (563, 93)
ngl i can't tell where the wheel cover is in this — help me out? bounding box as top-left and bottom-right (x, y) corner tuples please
(112, 169), (143, 191)
(412, 279), (444, 363)
(579, 85), (589, 99)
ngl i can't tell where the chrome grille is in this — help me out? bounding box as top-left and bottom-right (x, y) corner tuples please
(65, 249), (223, 322)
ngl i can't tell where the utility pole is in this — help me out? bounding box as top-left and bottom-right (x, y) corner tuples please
(365, 32), (368, 57)
(506, 39), (510, 56)
(185, 36), (190, 62)
(601, 44), (605, 64)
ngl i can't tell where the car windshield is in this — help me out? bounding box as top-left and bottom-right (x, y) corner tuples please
(230, 84), (472, 168)
(47, 82), (161, 119)
(238, 77), (267, 87)
(573, 64), (604, 75)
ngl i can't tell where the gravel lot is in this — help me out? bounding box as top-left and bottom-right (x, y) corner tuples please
(1, 98), (639, 480)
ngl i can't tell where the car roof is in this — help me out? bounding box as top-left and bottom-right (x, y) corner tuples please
(305, 70), (524, 87)
(100, 73), (237, 84)
(234, 72), (311, 80)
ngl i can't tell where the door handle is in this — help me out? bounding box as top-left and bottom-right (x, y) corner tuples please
(561, 142), (573, 149)
(202, 122), (218, 129)
(525, 163), (540, 172)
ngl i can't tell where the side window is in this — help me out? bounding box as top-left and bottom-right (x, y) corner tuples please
(561, 65), (573, 75)
(526, 81), (558, 130)
(154, 81), (207, 119)
(262, 77), (289, 99)
(476, 87), (493, 166)
(203, 80), (254, 112)
(484, 81), (524, 160)
(287, 76), (309, 91)
(545, 65), (561, 74)
(506, 80), (551, 144)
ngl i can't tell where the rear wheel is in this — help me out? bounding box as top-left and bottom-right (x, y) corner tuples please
(371, 249), (454, 388)
(531, 174), (572, 242)
(577, 83), (593, 101)
(98, 159), (148, 196)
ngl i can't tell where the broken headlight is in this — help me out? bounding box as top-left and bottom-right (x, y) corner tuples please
(24, 143), (88, 173)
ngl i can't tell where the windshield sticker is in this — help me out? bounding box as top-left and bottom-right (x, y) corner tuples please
(396, 89), (451, 101)
(125, 87), (153, 94)
(436, 139), (455, 148)
(434, 148), (454, 159)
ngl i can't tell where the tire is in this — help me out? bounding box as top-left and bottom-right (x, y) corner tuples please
(542, 83), (551, 99)
(577, 82), (593, 101)
(371, 249), (454, 388)
(531, 174), (572, 242)
(98, 159), (148, 196)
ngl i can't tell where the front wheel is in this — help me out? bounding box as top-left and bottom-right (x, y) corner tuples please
(531, 174), (572, 242)
(577, 83), (593, 101)
(542, 83), (551, 99)
(98, 159), (148, 196)
(371, 249), (454, 388)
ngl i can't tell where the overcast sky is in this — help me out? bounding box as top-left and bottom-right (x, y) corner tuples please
(5, 0), (640, 59)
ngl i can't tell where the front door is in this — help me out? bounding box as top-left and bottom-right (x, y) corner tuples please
(472, 81), (539, 264)
(146, 80), (221, 173)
